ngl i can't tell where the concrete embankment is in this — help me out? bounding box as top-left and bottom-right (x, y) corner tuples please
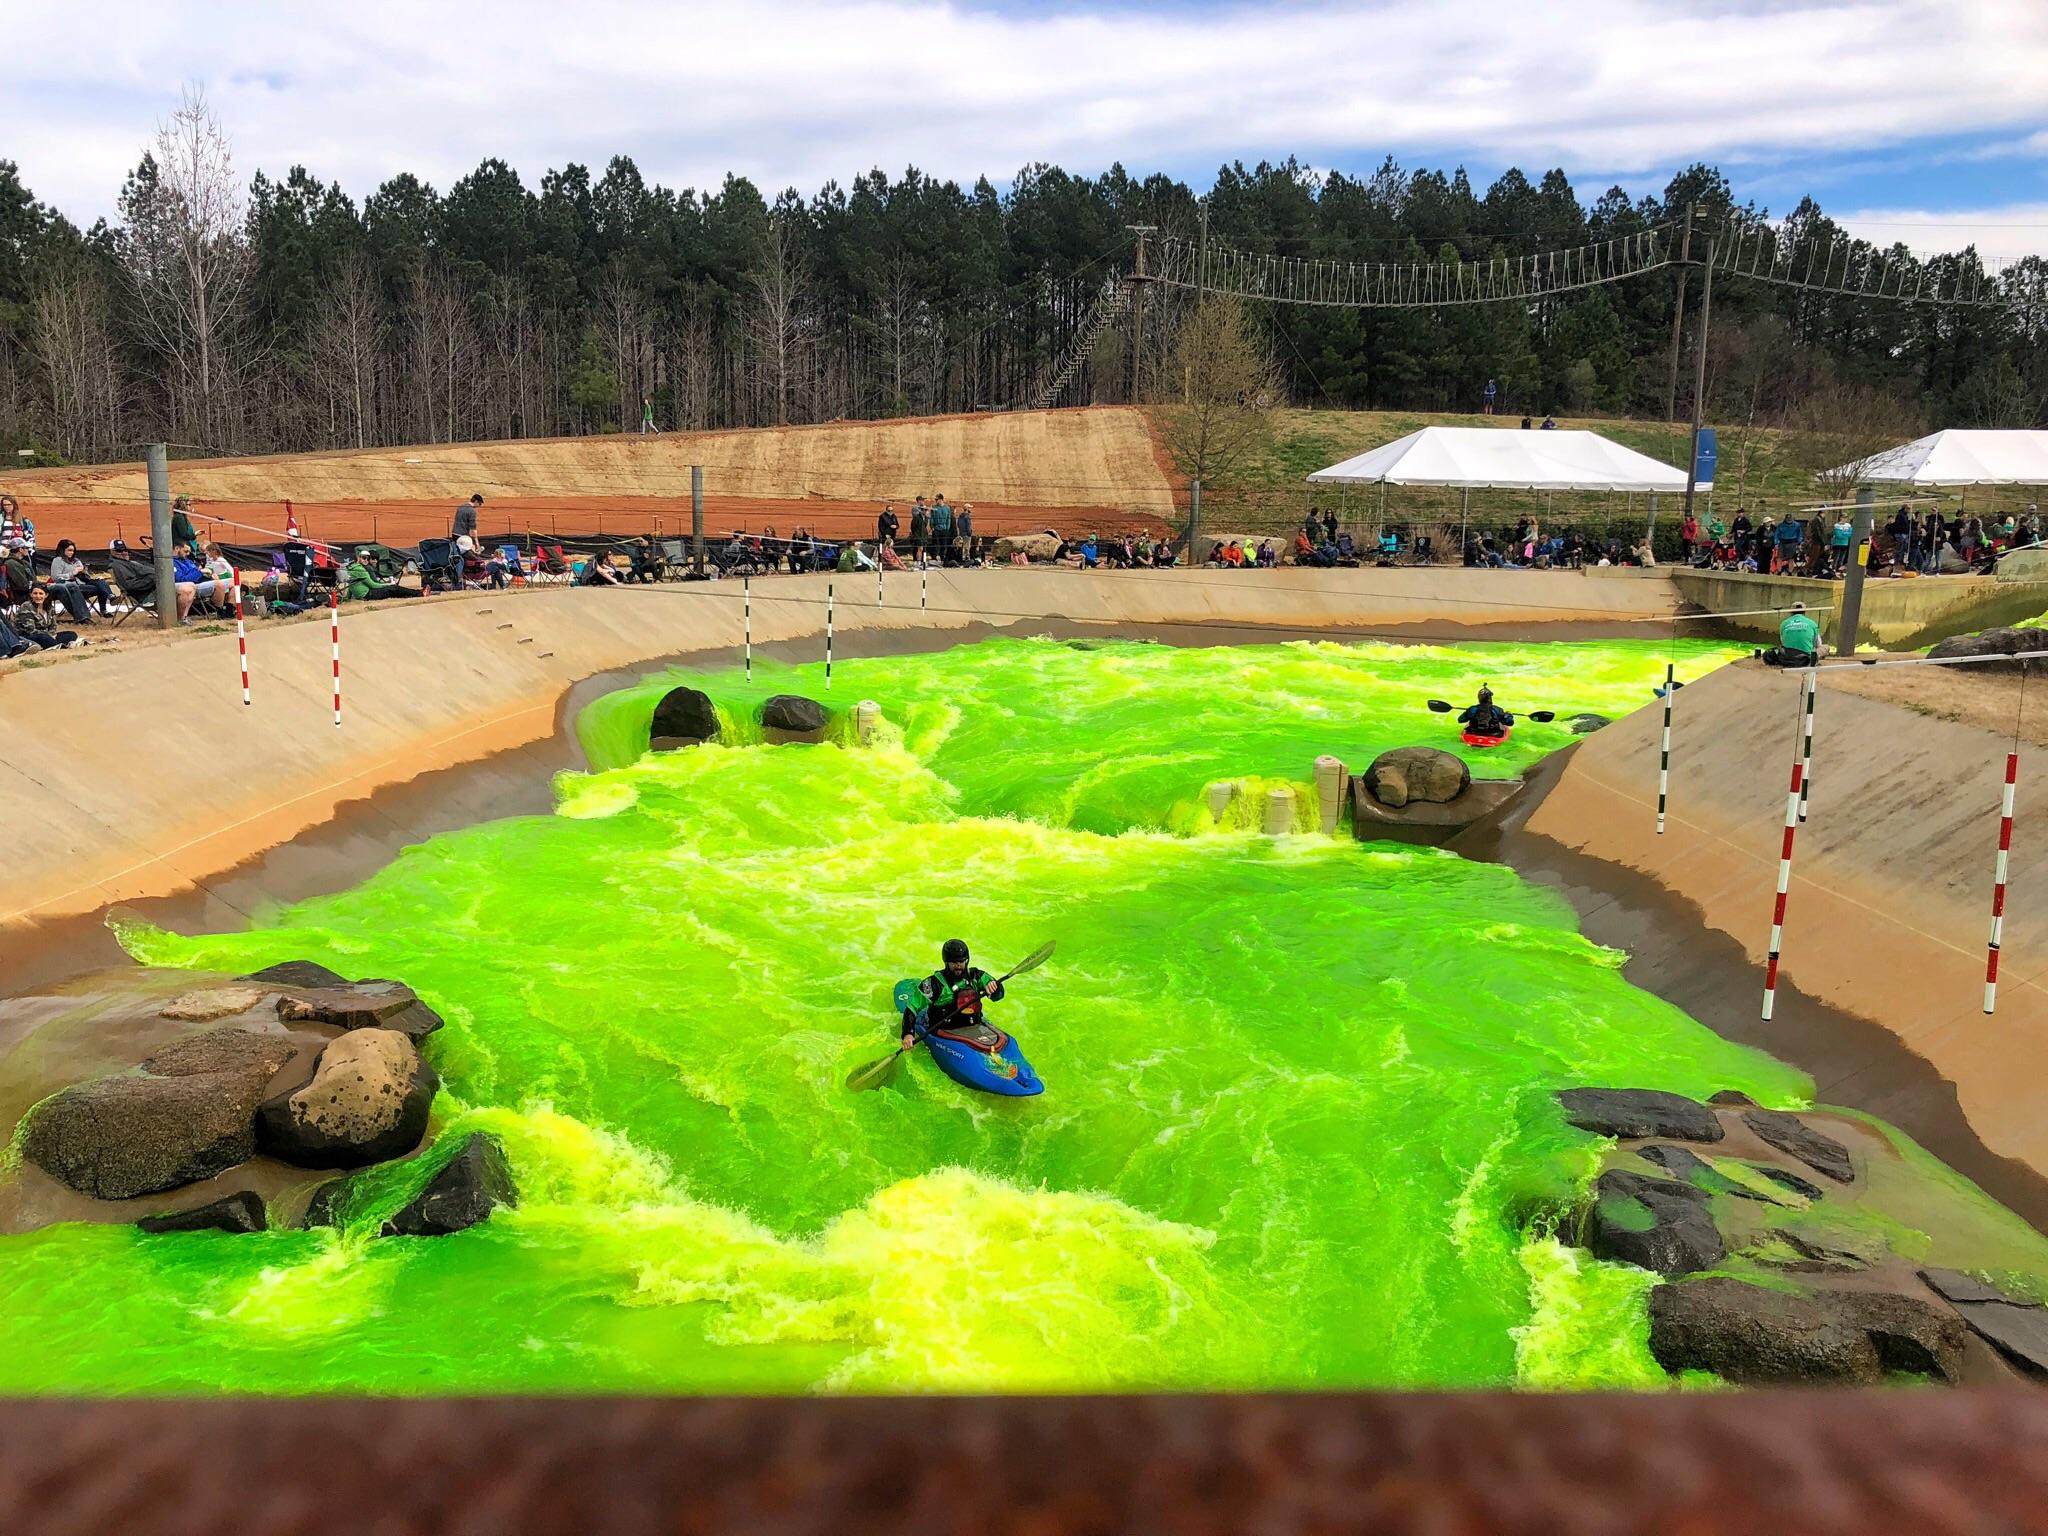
(1523, 660), (2048, 1182)
(1671, 568), (2048, 647)
(0, 565), (1679, 930)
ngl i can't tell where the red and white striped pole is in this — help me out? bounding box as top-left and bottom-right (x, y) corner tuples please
(1985, 749), (2019, 1014)
(1798, 665), (1817, 822)
(1761, 672), (1814, 1022)
(233, 579), (250, 706)
(329, 588), (342, 729)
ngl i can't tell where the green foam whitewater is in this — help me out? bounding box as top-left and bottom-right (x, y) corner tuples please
(6, 635), (1816, 1394)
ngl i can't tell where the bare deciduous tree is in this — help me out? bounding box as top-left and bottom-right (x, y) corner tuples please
(1155, 293), (1286, 490)
(119, 86), (253, 450)
(31, 269), (127, 461)
(749, 211), (809, 427)
(311, 251), (384, 449)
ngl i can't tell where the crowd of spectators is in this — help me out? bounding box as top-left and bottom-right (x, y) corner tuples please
(1674, 503), (2043, 579)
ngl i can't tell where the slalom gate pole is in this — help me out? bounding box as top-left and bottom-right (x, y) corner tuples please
(1760, 677), (1809, 1021)
(1798, 664), (1817, 822)
(1656, 662), (1674, 834)
(921, 567), (927, 612)
(1986, 749), (2020, 1014)
(233, 580), (250, 706)
(329, 589), (342, 729)
(826, 581), (834, 689)
(743, 573), (752, 681)
(877, 560), (883, 608)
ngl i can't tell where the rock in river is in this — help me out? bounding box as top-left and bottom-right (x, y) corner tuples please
(1362, 747), (1469, 809)
(1582, 1169), (1725, 1277)
(276, 979), (443, 1041)
(382, 1133), (518, 1237)
(1649, 1276), (1963, 1385)
(650, 685), (720, 749)
(136, 1190), (268, 1235)
(1556, 1087), (1723, 1142)
(257, 1028), (439, 1169)
(21, 1027), (299, 1200)
(1741, 1108), (1855, 1184)
(761, 694), (829, 741)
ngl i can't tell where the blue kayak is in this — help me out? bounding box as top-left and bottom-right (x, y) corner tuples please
(892, 978), (1044, 1098)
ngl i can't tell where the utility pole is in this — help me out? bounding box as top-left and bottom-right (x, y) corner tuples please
(1681, 237), (1716, 530)
(691, 464), (705, 576)
(1126, 224), (1156, 404)
(1834, 486), (1876, 657)
(1664, 203), (1695, 424)
(146, 443), (175, 630)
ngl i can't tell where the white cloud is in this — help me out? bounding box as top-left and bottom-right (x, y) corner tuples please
(1836, 205), (2048, 261)
(6, 0), (2048, 229)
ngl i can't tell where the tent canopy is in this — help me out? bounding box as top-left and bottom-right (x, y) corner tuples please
(1307, 426), (1694, 493)
(1829, 429), (2048, 487)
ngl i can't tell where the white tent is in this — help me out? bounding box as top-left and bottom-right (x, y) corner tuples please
(1829, 429), (2048, 487)
(1307, 426), (1694, 492)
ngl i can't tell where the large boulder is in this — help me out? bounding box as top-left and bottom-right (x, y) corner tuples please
(992, 531), (1063, 563)
(257, 1029), (438, 1169)
(1926, 626), (2043, 674)
(137, 1190), (268, 1234)
(1741, 1108), (1855, 1184)
(761, 694), (829, 743)
(276, 979), (442, 1041)
(1920, 1269), (2048, 1379)
(650, 685), (721, 749)
(1362, 747), (1469, 809)
(241, 961), (348, 989)
(382, 1133), (517, 1237)
(1581, 1169), (1725, 1277)
(1557, 1087), (1723, 1143)
(1565, 713), (1610, 735)
(1649, 1276), (1964, 1385)
(21, 1027), (299, 1199)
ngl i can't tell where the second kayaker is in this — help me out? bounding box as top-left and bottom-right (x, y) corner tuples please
(1457, 686), (1514, 738)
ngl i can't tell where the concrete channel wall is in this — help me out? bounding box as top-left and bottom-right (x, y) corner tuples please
(0, 565), (1680, 930)
(1670, 568), (2048, 647)
(1525, 661), (2048, 1177)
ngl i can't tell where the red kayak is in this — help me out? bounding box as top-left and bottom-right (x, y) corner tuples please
(1461, 728), (1510, 749)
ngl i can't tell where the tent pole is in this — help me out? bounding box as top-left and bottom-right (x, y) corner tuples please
(1460, 487), (1470, 561)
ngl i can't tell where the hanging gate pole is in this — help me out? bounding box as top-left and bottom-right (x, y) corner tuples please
(743, 572), (752, 680)
(1986, 748), (2020, 1014)
(826, 580), (834, 689)
(1656, 662), (1674, 834)
(329, 589), (342, 729)
(1761, 671), (1814, 1021)
(234, 580), (250, 706)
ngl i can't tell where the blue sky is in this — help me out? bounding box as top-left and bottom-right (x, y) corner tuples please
(10, 0), (2048, 258)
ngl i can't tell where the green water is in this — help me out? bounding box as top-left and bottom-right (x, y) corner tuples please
(5, 635), (1822, 1395)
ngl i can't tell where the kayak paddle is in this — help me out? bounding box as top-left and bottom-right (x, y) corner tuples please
(845, 940), (1057, 1092)
(1425, 699), (1554, 722)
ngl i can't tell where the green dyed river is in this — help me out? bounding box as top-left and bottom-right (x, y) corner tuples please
(7, 635), (1824, 1393)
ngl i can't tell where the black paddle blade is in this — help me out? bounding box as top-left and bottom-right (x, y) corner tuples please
(1425, 699), (1454, 713)
(1528, 710), (1555, 723)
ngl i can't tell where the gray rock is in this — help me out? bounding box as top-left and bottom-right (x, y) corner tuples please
(1707, 1089), (1759, 1108)
(1756, 1165), (1826, 1200)
(1920, 1267), (2032, 1306)
(1742, 1108), (1855, 1184)
(241, 961), (349, 989)
(20, 1028), (299, 1200)
(761, 694), (828, 737)
(160, 987), (265, 1023)
(1557, 1087), (1724, 1142)
(1566, 713), (1610, 735)
(276, 979), (437, 1038)
(1948, 1301), (2048, 1378)
(1363, 747), (1470, 809)
(381, 1133), (516, 1237)
(650, 686), (720, 748)
(257, 1029), (438, 1169)
(301, 1178), (351, 1230)
(1636, 1143), (1789, 1204)
(1769, 1222), (1890, 1272)
(137, 1190), (267, 1234)
(1926, 627), (2044, 674)
(1649, 1277), (1965, 1385)
(1582, 1169), (1724, 1277)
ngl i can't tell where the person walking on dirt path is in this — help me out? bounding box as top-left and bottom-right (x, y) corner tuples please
(641, 395), (658, 435)
(453, 493), (483, 544)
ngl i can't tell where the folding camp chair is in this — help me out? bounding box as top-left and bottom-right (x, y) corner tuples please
(658, 539), (691, 579)
(108, 557), (161, 626)
(498, 544), (532, 586)
(416, 539), (460, 593)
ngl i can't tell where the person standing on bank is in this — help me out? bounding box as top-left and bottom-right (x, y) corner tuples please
(1482, 377), (1497, 416)
(877, 502), (899, 549)
(929, 494), (955, 565)
(453, 492), (483, 545)
(908, 497), (929, 566)
(641, 395), (658, 435)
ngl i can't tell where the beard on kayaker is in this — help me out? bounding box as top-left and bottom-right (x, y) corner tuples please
(906, 939), (1007, 1050)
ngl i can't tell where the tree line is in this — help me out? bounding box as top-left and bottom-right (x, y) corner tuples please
(0, 90), (2042, 477)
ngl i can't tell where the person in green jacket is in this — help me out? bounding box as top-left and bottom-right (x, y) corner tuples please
(903, 939), (1007, 1051)
(1763, 602), (1821, 666)
(344, 549), (422, 602)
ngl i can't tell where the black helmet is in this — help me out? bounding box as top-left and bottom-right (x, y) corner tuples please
(1478, 686), (1494, 702)
(941, 939), (970, 965)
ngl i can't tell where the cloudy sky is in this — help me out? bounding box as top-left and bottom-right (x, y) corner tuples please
(10, 0), (2048, 257)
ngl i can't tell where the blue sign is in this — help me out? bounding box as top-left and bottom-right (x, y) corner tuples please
(1694, 427), (1717, 487)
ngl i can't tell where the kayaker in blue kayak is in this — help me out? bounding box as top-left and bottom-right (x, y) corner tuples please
(904, 939), (1007, 1051)
(1457, 687), (1514, 738)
